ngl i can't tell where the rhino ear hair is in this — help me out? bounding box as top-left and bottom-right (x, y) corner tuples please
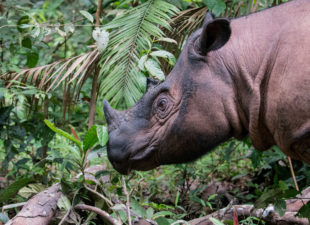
(198, 18), (231, 55)
(146, 77), (159, 91)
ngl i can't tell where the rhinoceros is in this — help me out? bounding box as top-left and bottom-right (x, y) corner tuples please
(103, 0), (310, 175)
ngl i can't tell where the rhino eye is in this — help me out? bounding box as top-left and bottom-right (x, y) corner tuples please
(157, 98), (167, 111)
(153, 95), (172, 120)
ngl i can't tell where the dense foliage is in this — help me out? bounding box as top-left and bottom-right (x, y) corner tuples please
(1, 0), (310, 224)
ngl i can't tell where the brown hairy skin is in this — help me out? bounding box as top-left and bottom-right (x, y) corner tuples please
(104, 0), (310, 174)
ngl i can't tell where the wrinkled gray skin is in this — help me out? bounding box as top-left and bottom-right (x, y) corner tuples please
(104, 0), (310, 175)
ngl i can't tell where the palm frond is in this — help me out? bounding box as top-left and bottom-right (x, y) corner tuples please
(98, 0), (179, 109)
(1, 49), (99, 100)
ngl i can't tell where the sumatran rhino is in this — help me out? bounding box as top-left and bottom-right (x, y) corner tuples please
(103, 0), (310, 175)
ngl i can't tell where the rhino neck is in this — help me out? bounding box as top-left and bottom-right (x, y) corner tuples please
(216, 14), (289, 150)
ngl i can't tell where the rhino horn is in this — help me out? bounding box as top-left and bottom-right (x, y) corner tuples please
(103, 100), (118, 126)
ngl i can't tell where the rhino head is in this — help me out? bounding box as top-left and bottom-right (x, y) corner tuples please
(104, 13), (233, 174)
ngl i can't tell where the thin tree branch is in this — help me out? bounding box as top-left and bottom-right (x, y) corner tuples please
(58, 208), (72, 225)
(75, 204), (121, 225)
(96, 0), (103, 27)
(84, 184), (113, 206)
(288, 156), (299, 191)
(122, 177), (132, 225)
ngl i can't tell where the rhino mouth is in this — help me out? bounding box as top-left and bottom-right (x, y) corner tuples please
(112, 145), (158, 175)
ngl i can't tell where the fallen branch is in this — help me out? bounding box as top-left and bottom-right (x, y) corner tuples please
(75, 204), (121, 225)
(5, 184), (62, 225)
(189, 187), (310, 225)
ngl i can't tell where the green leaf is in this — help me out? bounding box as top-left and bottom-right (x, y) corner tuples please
(254, 188), (282, 209)
(22, 37), (32, 49)
(274, 198), (286, 217)
(209, 217), (225, 225)
(0, 177), (33, 203)
(17, 15), (30, 32)
(152, 210), (175, 219)
(83, 125), (98, 152)
(296, 201), (310, 220)
(146, 207), (154, 219)
(80, 10), (94, 23)
(96, 125), (109, 146)
(150, 50), (176, 66)
(95, 170), (111, 179)
(57, 195), (71, 210)
(156, 37), (177, 44)
(202, 0), (226, 16)
(18, 183), (46, 198)
(278, 180), (288, 191)
(131, 199), (147, 218)
(155, 217), (170, 225)
(145, 59), (165, 81)
(44, 120), (82, 149)
(27, 51), (39, 68)
(282, 189), (300, 198)
(138, 54), (148, 70)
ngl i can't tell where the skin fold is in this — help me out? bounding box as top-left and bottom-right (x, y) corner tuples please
(104, 0), (310, 174)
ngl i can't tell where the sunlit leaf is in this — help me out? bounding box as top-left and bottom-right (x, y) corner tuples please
(80, 10), (94, 23)
(97, 125), (109, 146)
(83, 125), (98, 152)
(44, 119), (82, 149)
(145, 59), (165, 81)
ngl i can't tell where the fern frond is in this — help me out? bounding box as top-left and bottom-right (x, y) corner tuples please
(99, 0), (179, 109)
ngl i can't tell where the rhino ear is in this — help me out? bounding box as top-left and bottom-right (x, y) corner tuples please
(198, 17), (231, 55)
(202, 12), (215, 26)
(146, 77), (159, 91)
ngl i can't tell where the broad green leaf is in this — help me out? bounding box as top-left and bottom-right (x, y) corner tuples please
(152, 210), (175, 219)
(27, 51), (39, 68)
(22, 37), (32, 49)
(0, 177), (33, 203)
(64, 23), (75, 33)
(17, 15), (30, 32)
(156, 37), (177, 44)
(83, 125), (98, 152)
(209, 217), (225, 225)
(146, 207), (154, 219)
(18, 183), (46, 198)
(97, 125), (109, 146)
(57, 195), (71, 210)
(296, 201), (310, 220)
(80, 10), (94, 23)
(31, 27), (41, 38)
(274, 199), (286, 217)
(44, 120), (82, 149)
(131, 199), (146, 218)
(202, 0), (226, 16)
(278, 180), (288, 191)
(150, 50), (176, 66)
(138, 54), (148, 70)
(155, 217), (170, 225)
(145, 59), (165, 81)
(254, 189), (282, 209)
